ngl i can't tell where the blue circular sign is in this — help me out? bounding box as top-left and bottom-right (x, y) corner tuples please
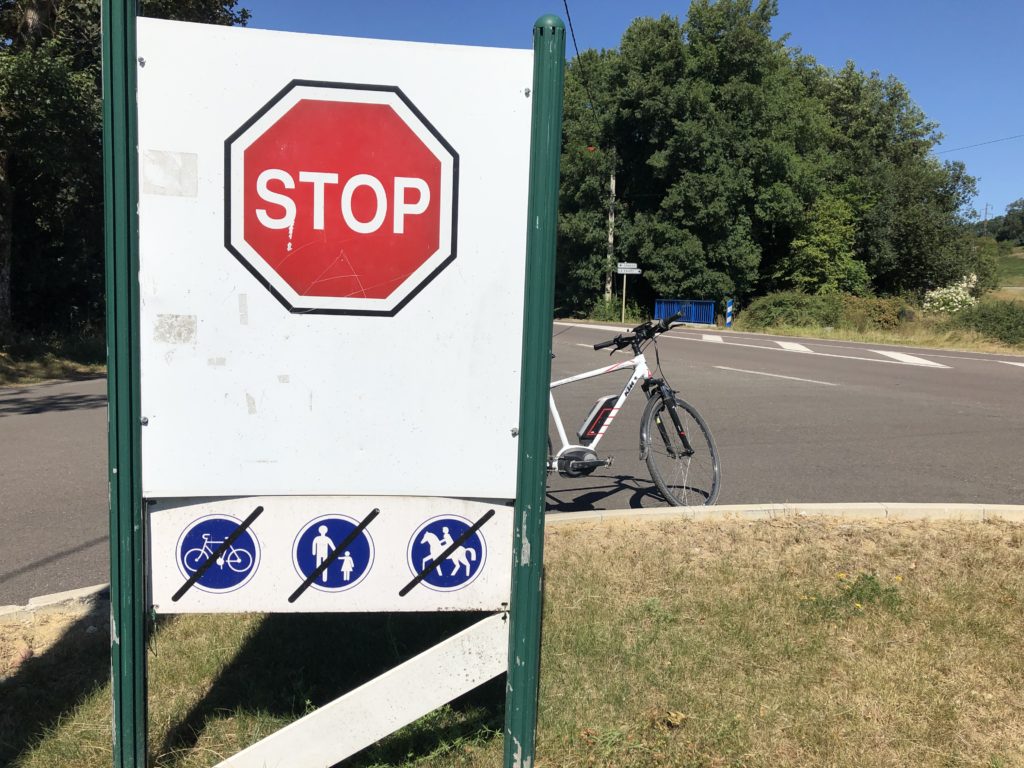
(176, 515), (260, 593)
(407, 515), (486, 592)
(293, 515), (374, 592)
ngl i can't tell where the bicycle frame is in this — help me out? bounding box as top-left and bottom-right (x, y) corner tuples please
(549, 351), (653, 460)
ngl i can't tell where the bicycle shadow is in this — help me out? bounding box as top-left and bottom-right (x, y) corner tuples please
(155, 611), (504, 767)
(0, 601), (110, 765)
(545, 473), (665, 512)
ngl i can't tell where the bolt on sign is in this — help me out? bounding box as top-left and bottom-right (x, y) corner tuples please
(119, 15), (563, 768)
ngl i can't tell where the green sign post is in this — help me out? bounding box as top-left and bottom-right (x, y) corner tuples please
(101, 1), (146, 766)
(103, 5), (563, 766)
(504, 15), (565, 767)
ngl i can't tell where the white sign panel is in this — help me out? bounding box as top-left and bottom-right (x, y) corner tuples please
(149, 496), (512, 613)
(616, 262), (636, 271)
(136, 19), (532, 498)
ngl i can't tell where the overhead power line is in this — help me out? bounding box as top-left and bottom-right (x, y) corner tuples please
(562, 0), (600, 114)
(936, 133), (1024, 154)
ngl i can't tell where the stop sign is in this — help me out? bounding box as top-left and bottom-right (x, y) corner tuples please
(226, 81), (458, 315)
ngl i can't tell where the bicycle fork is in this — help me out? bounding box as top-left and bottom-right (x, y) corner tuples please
(640, 383), (696, 461)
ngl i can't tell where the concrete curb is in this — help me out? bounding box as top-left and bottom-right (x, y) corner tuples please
(545, 502), (1024, 526)
(0, 583), (109, 626)
(4, 504), (1021, 621)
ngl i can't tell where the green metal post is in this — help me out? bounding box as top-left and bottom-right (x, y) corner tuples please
(504, 14), (565, 768)
(102, 0), (147, 765)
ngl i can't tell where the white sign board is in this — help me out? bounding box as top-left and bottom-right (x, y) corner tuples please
(136, 19), (532, 499)
(616, 262), (637, 271)
(148, 496), (511, 613)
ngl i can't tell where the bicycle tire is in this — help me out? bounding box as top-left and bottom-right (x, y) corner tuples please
(225, 547), (253, 573)
(182, 547), (208, 573)
(640, 394), (721, 506)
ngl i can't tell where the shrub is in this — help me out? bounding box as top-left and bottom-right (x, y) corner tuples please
(587, 296), (646, 324)
(922, 274), (978, 314)
(950, 300), (1024, 346)
(839, 295), (903, 331)
(735, 291), (843, 330)
(737, 292), (913, 332)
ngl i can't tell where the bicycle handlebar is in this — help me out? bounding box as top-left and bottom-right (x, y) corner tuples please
(592, 312), (683, 352)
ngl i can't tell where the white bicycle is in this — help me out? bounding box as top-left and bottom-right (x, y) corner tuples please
(549, 313), (721, 507)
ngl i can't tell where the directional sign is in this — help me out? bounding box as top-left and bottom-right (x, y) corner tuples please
(616, 261), (636, 271)
(618, 267), (642, 275)
(226, 82), (457, 315)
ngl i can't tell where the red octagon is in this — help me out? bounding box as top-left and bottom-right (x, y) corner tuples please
(226, 81), (458, 315)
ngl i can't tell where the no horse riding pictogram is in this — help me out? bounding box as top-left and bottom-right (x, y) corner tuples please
(226, 80), (459, 315)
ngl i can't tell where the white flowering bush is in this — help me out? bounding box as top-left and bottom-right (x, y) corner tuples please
(923, 274), (978, 314)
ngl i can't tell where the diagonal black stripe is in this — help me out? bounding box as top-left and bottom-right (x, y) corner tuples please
(287, 509), (380, 603)
(399, 509), (495, 597)
(172, 506), (264, 602)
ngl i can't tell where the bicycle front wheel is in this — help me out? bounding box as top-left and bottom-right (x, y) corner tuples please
(641, 394), (721, 506)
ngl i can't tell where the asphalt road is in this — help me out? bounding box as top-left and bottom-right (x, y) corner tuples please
(548, 323), (1024, 512)
(0, 377), (108, 606)
(2, 327), (1022, 604)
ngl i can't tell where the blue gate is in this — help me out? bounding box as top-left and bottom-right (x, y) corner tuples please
(654, 299), (716, 325)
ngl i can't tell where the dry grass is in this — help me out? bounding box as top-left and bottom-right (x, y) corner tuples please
(725, 320), (1024, 355)
(6, 519), (1024, 767)
(534, 518), (1024, 768)
(0, 350), (104, 386)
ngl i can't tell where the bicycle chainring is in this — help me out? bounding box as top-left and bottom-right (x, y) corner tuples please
(557, 447), (602, 478)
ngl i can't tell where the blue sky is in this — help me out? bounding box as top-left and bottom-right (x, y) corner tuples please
(239, 0), (1023, 220)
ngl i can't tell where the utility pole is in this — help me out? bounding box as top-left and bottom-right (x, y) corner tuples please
(604, 169), (615, 302)
(983, 202), (990, 236)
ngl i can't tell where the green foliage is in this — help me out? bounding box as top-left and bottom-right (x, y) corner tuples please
(950, 300), (1024, 346)
(773, 194), (868, 295)
(995, 251), (1024, 285)
(995, 198), (1024, 245)
(839, 294), (902, 330)
(0, 41), (103, 332)
(557, 1), (981, 312)
(586, 296), (645, 324)
(735, 290), (843, 329)
(0, 0), (249, 335)
(737, 290), (904, 331)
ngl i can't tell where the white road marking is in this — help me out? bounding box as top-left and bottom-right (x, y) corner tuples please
(702, 334), (724, 343)
(715, 366), (838, 386)
(663, 333), (938, 367)
(870, 350), (950, 368)
(1000, 361), (1024, 368)
(776, 341), (812, 353)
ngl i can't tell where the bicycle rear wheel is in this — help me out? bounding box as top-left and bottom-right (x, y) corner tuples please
(641, 394), (721, 506)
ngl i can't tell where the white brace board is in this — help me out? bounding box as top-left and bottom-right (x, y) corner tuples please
(149, 496), (511, 614)
(136, 18), (533, 498)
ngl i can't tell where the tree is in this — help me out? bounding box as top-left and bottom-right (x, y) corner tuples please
(0, 150), (10, 342)
(557, 47), (622, 314)
(772, 194), (868, 294)
(996, 198), (1024, 245)
(0, 0), (249, 339)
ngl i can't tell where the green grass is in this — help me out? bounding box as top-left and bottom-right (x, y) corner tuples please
(5, 519), (1024, 767)
(996, 251), (1024, 286)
